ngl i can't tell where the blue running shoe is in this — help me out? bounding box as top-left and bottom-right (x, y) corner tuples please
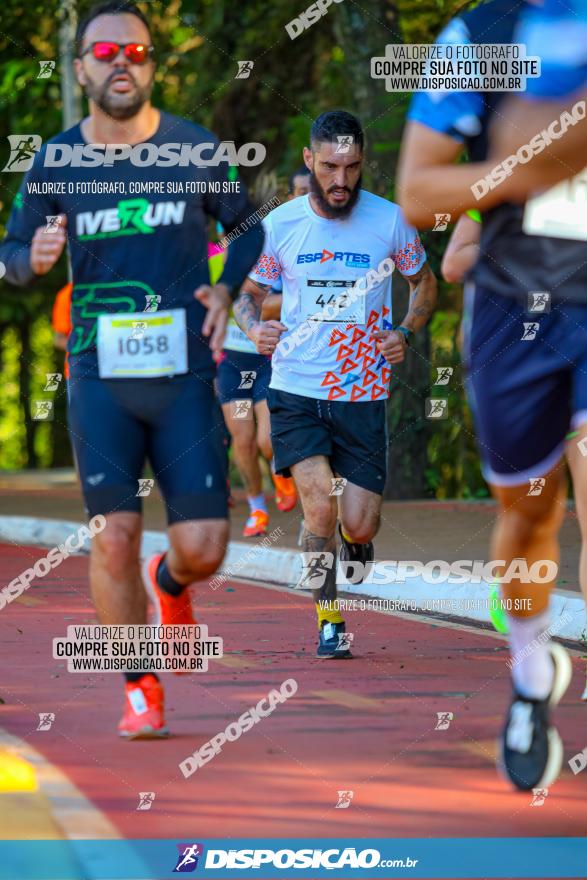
(317, 621), (352, 659)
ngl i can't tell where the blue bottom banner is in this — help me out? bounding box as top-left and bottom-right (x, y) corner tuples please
(1, 838), (587, 879)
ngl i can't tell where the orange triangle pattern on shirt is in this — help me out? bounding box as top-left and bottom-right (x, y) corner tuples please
(336, 344), (354, 361)
(367, 309), (380, 327)
(382, 306), (390, 318)
(371, 384), (387, 399)
(361, 355), (376, 371)
(329, 328), (347, 346)
(350, 384), (368, 401)
(351, 327), (366, 344)
(381, 367), (392, 384)
(328, 386), (346, 400)
(321, 371), (340, 386)
(340, 358), (359, 374)
(356, 341), (373, 358)
(362, 368), (378, 387)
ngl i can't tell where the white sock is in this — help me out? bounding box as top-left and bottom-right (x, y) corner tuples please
(247, 493), (267, 514)
(507, 608), (553, 700)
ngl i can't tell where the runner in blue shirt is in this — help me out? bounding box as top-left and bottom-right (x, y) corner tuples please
(398, 0), (587, 792)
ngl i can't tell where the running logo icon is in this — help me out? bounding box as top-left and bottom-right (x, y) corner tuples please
(297, 551), (334, 589)
(32, 400), (54, 421)
(136, 479), (154, 497)
(527, 292), (551, 313)
(335, 790), (354, 809)
(530, 788), (548, 806)
(37, 712), (55, 731)
(236, 61), (254, 79)
(329, 477), (347, 496)
(144, 294), (161, 312)
(130, 321), (147, 340)
(433, 213), (451, 231)
(434, 367), (453, 386)
(337, 632), (354, 651)
(238, 370), (256, 390)
(136, 792), (155, 811)
(527, 478), (545, 497)
(521, 322), (539, 341)
(426, 398), (448, 419)
(435, 711), (454, 731)
(233, 400), (252, 420)
(335, 135), (354, 154)
(37, 60), (55, 78)
(173, 843), (204, 872)
(44, 372), (62, 391)
(45, 215), (62, 233)
(3, 134), (42, 172)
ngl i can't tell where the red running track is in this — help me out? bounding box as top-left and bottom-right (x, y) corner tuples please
(0, 542), (586, 842)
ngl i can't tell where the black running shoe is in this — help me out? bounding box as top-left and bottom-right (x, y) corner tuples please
(317, 621), (352, 659)
(499, 643), (572, 791)
(338, 524), (374, 580)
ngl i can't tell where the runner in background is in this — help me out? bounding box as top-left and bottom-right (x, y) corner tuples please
(216, 181), (306, 536)
(52, 281), (73, 378)
(440, 210), (480, 285)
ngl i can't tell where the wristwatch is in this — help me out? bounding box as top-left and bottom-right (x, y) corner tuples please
(394, 325), (413, 346)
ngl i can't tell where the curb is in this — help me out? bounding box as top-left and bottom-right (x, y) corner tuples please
(0, 515), (585, 646)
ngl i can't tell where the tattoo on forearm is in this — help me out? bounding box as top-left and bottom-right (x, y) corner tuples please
(404, 263), (435, 327)
(300, 527), (338, 603)
(233, 292), (261, 334)
(412, 298), (433, 319)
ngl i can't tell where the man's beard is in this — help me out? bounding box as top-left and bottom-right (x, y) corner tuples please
(310, 171), (361, 219)
(84, 67), (153, 121)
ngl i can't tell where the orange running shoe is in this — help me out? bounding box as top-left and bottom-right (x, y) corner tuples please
(273, 474), (297, 512)
(118, 674), (169, 739)
(243, 509), (269, 537)
(142, 552), (197, 627)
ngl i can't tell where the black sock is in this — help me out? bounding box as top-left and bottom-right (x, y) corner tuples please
(156, 555), (186, 597)
(124, 672), (158, 683)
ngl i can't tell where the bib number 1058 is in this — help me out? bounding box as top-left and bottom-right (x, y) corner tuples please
(117, 335), (170, 356)
(97, 308), (187, 378)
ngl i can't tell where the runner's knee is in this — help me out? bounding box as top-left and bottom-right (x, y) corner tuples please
(93, 523), (140, 577)
(171, 528), (227, 578)
(340, 513), (379, 544)
(499, 499), (563, 544)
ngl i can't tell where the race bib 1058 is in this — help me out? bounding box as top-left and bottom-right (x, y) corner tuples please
(97, 309), (188, 378)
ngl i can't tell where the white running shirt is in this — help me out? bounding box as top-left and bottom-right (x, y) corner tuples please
(248, 190), (426, 401)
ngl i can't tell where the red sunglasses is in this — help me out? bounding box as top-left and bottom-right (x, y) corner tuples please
(82, 41), (154, 64)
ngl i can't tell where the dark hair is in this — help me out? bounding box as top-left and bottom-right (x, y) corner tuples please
(310, 110), (364, 152)
(76, 1), (152, 57)
(288, 165), (310, 193)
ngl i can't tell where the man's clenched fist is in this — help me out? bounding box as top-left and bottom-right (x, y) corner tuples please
(30, 214), (67, 275)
